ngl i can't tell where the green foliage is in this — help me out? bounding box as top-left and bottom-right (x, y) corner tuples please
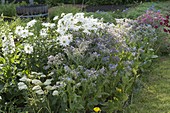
(123, 1), (170, 19)
(46, 0), (65, 6)
(0, 0), (169, 112)
(85, 12), (116, 23)
(0, 3), (17, 17)
(49, 5), (81, 20)
(45, 0), (170, 6)
(0, 1), (28, 18)
(0, 13), (159, 112)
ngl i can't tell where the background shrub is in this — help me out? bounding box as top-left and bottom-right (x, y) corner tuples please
(45, 0), (170, 6)
(49, 5), (81, 20)
(0, 3), (17, 17)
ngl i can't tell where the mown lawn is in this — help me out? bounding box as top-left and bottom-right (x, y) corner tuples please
(124, 0), (170, 19)
(126, 56), (170, 113)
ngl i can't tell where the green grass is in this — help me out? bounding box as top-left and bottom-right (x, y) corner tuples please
(84, 1), (170, 23)
(125, 56), (170, 113)
(124, 1), (170, 19)
(85, 12), (117, 23)
(86, 0), (170, 21)
(48, 1), (170, 22)
(48, 5), (81, 20)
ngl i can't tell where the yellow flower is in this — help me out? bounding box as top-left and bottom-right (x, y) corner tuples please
(116, 87), (122, 93)
(93, 107), (101, 112)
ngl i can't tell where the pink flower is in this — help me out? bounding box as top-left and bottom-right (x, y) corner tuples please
(164, 28), (168, 32)
(160, 22), (163, 25)
(154, 26), (158, 29)
(166, 15), (169, 19)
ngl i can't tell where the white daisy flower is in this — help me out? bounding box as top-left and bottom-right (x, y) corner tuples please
(24, 44), (33, 54)
(57, 34), (73, 46)
(40, 28), (48, 37)
(20, 29), (30, 38)
(15, 26), (24, 35)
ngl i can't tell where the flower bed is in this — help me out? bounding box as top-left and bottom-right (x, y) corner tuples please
(0, 13), (159, 112)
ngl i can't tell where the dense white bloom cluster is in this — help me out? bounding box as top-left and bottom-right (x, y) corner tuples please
(57, 34), (73, 46)
(108, 19), (133, 42)
(15, 26), (33, 38)
(17, 71), (61, 96)
(56, 13), (105, 35)
(13, 13), (110, 51)
(42, 23), (55, 28)
(1, 33), (15, 55)
(54, 13), (106, 47)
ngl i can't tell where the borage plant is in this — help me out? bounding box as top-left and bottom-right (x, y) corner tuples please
(0, 13), (158, 113)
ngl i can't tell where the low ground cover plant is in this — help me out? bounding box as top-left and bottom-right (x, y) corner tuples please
(0, 12), (159, 112)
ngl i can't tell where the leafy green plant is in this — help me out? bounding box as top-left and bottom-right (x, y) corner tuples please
(48, 5), (81, 20)
(0, 3), (17, 17)
(85, 12), (116, 23)
(0, 12), (159, 112)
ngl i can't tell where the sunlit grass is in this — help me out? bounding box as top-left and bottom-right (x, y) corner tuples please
(126, 56), (170, 113)
(124, 1), (170, 19)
